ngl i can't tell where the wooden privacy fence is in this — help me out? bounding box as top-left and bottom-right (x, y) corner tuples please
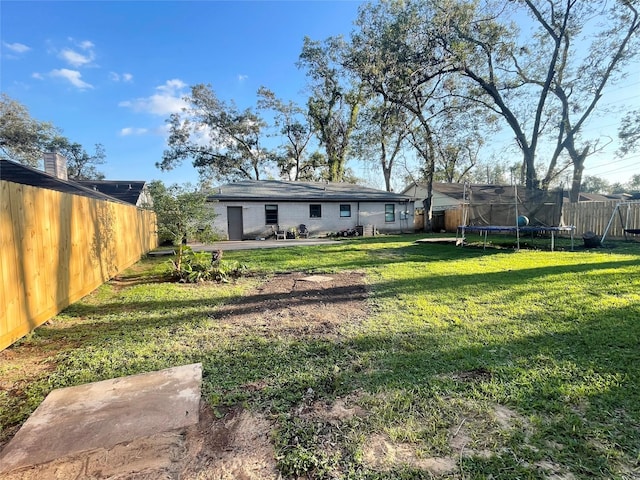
(432, 201), (640, 239)
(1, 180), (158, 351)
(563, 201), (640, 238)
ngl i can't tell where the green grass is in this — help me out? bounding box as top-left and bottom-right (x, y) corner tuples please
(2, 234), (639, 479)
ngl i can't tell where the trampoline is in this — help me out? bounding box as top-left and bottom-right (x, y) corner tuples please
(458, 225), (575, 251)
(454, 182), (576, 251)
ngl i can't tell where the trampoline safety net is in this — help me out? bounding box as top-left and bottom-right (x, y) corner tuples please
(466, 186), (563, 227)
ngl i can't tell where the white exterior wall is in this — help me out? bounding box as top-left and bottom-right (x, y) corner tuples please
(209, 200), (414, 239)
(401, 184), (461, 211)
(431, 192), (463, 211)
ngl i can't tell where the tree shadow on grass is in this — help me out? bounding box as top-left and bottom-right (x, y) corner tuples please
(370, 257), (640, 302)
(344, 302), (640, 478)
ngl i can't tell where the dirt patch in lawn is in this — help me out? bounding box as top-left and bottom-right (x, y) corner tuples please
(1, 271), (370, 478)
(211, 271), (369, 340)
(2, 402), (279, 480)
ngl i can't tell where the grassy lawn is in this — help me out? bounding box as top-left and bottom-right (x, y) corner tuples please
(1, 234), (639, 479)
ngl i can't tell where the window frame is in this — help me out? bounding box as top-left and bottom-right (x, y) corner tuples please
(309, 204), (322, 218)
(385, 203), (395, 223)
(339, 204), (351, 218)
(265, 204), (278, 225)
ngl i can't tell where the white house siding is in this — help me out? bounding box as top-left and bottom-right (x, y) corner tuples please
(209, 200), (414, 239)
(431, 192), (463, 211)
(403, 184), (461, 211)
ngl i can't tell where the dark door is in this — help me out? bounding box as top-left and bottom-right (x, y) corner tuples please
(432, 211), (445, 232)
(227, 207), (243, 240)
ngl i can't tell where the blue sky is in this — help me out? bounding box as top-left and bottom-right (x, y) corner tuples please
(1, 1), (363, 185)
(1, 0), (638, 189)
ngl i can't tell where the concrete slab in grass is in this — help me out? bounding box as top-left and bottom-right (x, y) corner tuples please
(0, 363), (202, 474)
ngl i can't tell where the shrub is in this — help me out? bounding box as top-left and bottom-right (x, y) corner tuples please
(168, 247), (247, 283)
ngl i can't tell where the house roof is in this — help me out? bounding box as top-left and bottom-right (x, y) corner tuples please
(561, 191), (629, 202)
(1, 159), (126, 203)
(76, 180), (148, 206)
(402, 182), (512, 201)
(207, 180), (412, 202)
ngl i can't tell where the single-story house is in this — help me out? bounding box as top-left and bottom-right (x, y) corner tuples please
(402, 181), (478, 211)
(76, 180), (152, 207)
(1, 158), (127, 204)
(0, 154), (152, 207)
(206, 180), (414, 240)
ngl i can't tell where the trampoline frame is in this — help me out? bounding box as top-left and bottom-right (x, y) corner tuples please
(457, 225), (575, 251)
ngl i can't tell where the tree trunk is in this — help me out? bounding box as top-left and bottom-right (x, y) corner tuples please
(383, 164), (392, 192)
(524, 148), (538, 190)
(569, 151), (587, 203)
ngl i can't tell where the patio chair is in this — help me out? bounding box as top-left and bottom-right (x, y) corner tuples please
(273, 225), (286, 240)
(298, 224), (310, 238)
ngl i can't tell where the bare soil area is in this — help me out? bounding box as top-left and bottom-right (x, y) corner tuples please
(1, 272), (369, 479)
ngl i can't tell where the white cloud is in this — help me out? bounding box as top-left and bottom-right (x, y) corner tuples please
(59, 48), (94, 67)
(79, 40), (94, 50)
(110, 71), (133, 82)
(32, 72), (44, 80)
(50, 69), (93, 90)
(120, 127), (149, 136)
(119, 79), (188, 115)
(3, 42), (31, 54)
(157, 79), (187, 93)
(238, 74), (248, 82)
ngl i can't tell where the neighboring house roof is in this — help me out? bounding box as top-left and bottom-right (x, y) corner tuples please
(0, 159), (126, 204)
(76, 180), (149, 206)
(207, 180), (412, 202)
(402, 182), (511, 201)
(404, 181), (574, 202)
(562, 191), (631, 202)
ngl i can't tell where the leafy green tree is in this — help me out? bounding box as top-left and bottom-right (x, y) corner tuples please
(47, 136), (106, 180)
(256, 87), (321, 181)
(145, 181), (218, 269)
(298, 36), (363, 182)
(351, 97), (414, 192)
(619, 109), (640, 156)
(431, 99), (498, 184)
(347, 0), (459, 229)
(628, 174), (640, 193)
(581, 176), (612, 194)
(428, 0), (639, 201)
(160, 84), (272, 182)
(0, 94), (58, 166)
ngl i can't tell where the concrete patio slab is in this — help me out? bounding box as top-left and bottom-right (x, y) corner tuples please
(0, 363), (202, 474)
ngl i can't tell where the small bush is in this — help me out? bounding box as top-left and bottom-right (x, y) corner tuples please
(169, 247), (247, 283)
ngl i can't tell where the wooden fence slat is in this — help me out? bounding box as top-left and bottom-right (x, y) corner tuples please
(434, 200), (639, 239)
(0, 180), (157, 351)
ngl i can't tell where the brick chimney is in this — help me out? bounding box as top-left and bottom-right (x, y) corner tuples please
(43, 151), (68, 180)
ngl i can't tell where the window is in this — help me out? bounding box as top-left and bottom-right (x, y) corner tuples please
(385, 204), (395, 222)
(340, 204), (351, 217)
(309, 204), (322, 218)
(265, 204), (278, 225)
